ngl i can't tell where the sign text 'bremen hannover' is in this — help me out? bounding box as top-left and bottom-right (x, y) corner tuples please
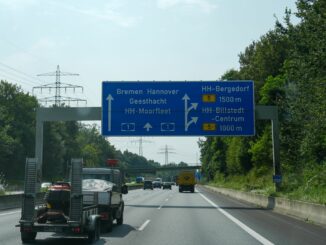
(102, 81), (255, 136)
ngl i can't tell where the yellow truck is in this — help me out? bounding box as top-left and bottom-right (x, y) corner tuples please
(177, 171), (195, 193)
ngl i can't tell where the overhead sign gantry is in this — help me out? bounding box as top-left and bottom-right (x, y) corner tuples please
(101, 81), (255, 136)
(34, 80), (281, 191)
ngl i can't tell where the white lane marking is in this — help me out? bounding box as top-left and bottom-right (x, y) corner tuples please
(0, 211), (20, 216)
(138, 219), (151, 231)
(198, 192), (274, 245)
(158, 198), (169, 209)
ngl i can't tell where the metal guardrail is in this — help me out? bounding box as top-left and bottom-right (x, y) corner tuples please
(0, 185), (143, 211)
(0, 193), (45, 211)
(125, 166), (201, 174)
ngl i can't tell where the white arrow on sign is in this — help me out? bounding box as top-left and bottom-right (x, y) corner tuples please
(182, 94), (190, 131)
(182, 94), (198, 131)
(106, 94), (114, 131)
(144, 123), (152, 132)
(186, 117), (198, 130)
(188, 102), (198, 113)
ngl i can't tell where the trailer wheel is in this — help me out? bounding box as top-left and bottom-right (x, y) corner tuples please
(88, 229), (95, 243)
(117, 202), (124, 225)
(21, 231), (37, 243)
(95, 220), (100, 241)
(117, 212), (123, 225)
(88, 220), (100, 244)
(107, 214), (113, 232)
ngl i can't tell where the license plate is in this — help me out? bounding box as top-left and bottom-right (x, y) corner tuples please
(44, 226), (63, 232)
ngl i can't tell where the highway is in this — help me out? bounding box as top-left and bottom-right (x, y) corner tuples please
(0, 186), (325, 245)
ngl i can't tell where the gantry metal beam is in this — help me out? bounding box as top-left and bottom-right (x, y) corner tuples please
(35, 105), (281, 190)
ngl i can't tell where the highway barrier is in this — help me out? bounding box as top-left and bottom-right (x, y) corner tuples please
(0, 185), (143, 211)
(0, 193), (45, 211)
(202, 185), (326, 227)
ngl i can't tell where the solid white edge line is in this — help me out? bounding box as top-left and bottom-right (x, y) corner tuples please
(138, 219), (151, 231)
(198, 191), (274, 245)
(0, 210), (20, 216)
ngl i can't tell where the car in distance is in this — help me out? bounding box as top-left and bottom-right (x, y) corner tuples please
(162, 182), (172, 190)
(143, 180), (153, 190)
(136, 176), (144, 183)
(152, 181), (162, 189)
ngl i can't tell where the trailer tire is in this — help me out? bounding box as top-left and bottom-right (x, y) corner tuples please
(88, 229), (95, 243)
(117, 202), (124, 225)
(21, 231), (36, 243)
(88, 220), (100, 244)
(117, 212), (123, 225)
(107, 213), (113, 232)
(95, 220), (100, 241)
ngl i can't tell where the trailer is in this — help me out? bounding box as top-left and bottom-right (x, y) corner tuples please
(17, 158), (102, 244)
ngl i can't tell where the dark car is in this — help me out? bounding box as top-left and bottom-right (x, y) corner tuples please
(162, 182), (172, 190)
(152, 181), (162, 189)
(143, 180), (153, 190)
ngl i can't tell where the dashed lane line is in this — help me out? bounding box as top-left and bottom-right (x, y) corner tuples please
(138, 219), (151, 231)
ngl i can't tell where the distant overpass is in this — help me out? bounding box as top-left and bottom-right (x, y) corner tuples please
(124, 165), (201, 174)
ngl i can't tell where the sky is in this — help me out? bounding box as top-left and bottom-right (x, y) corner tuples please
(0, 0), (298, 165)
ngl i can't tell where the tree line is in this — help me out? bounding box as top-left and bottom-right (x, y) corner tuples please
(0, 80), (161, 182)
(199, 0), (325, 202)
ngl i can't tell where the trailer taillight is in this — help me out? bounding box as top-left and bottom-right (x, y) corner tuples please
(72, 227), (81, 233)
(100, 212), (109, 220)
(21, 227), (33, 232)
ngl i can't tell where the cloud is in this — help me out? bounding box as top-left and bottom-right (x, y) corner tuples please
(157, 0), (217, 13)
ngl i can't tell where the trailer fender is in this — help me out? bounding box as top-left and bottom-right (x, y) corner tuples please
(88, 215), (101, 231)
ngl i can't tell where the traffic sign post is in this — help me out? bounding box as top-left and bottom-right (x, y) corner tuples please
(102, 81), (255, 136)
(273, 175), (282, 183)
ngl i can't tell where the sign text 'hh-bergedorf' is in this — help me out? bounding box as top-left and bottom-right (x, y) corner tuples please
(102, 81), (255, 136)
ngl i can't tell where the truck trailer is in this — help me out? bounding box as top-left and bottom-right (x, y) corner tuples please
(177, 171), (196, 193)
(17, 158), (128, 244)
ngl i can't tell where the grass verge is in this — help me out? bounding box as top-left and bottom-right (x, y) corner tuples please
(208, 171), (326, 205)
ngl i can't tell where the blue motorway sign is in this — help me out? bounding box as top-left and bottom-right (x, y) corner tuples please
(273, 175), (282, 183)
(102, 81), (255, 136)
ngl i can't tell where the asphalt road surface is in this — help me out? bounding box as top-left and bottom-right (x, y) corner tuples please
(0, 186), (325, 245)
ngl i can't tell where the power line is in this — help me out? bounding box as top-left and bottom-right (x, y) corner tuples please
(0, 67), (40, 87)
(0, 61), (43, 86)
(33, 65), (87, 107)
(130, 137), (153, 156)
(0, 72), (35, 89)
(158, 145), (176, 165)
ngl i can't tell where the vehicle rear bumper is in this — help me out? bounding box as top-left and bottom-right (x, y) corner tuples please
(179, 185), (194, 190)
(18, 222), (86, 235)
